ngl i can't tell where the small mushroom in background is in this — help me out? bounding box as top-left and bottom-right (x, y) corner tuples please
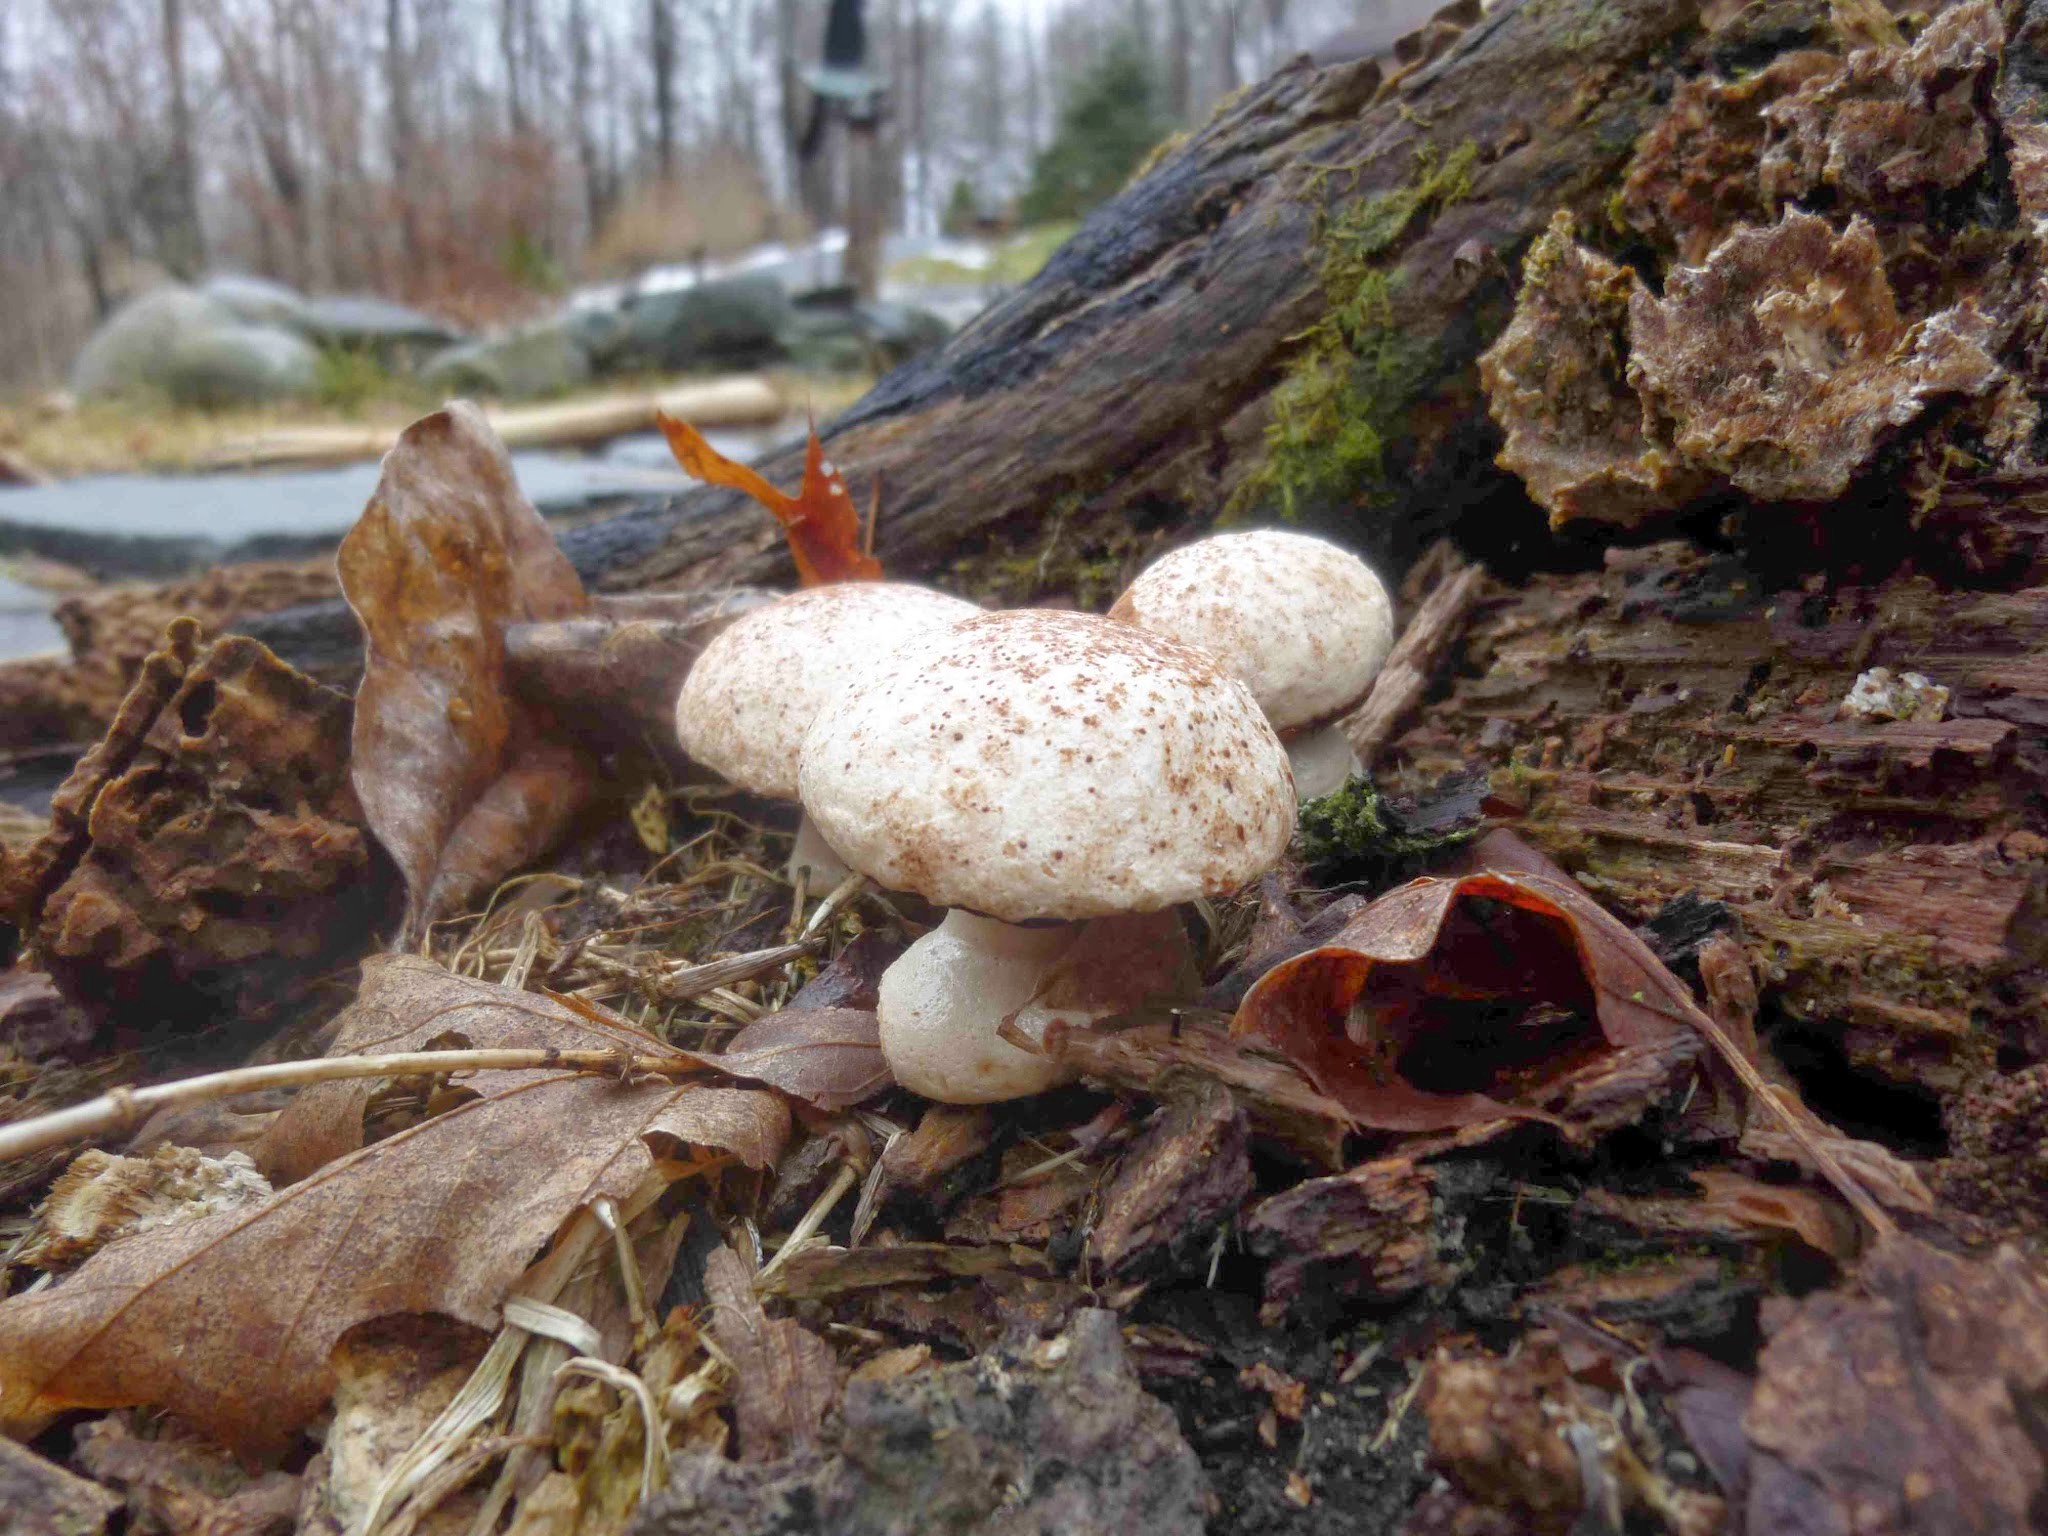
(798, 609), (1295, 1103)
(675, 582), (979, 884)
(1109, 529), (1394, 801)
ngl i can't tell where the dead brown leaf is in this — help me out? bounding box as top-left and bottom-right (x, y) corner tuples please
(337, 404), (593, 943)
(703, 1244), (841, 1461)
(1231, 860), (1700, 1135)
(0, 966), (787, 1454)
(1745, 1233), (2048, 1534)
(255, 955), (850, 1187)
(716, 1006), (890, 1111)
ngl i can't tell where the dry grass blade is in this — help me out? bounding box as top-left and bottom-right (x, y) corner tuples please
(641, 942), (817, 1004)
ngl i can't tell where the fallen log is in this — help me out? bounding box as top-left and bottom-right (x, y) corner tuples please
(246, 0), (1803, 673)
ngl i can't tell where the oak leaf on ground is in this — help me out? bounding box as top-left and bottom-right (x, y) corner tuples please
(337, 403), (593, 943)
(0, 959), (789, 1456)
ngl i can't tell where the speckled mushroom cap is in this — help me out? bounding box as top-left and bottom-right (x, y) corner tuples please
(797, 609), (1295, 923)
(1109, 529), (1394, 731)
(676, 582), (979, 799)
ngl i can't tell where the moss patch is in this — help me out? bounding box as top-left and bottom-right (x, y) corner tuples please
(1233, 141), (1479, 520)
(946, 491), (1149, 609)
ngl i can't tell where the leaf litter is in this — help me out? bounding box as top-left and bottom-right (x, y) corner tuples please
(3, 365), (2045, 1536)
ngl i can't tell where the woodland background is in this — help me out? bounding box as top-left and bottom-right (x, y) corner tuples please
(0, 0), (1406, 390)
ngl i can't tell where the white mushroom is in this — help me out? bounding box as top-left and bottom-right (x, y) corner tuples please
(798, 609), (1295, 1103)
(674, 582), (978, 884)
(1109, 529), (1395, 801)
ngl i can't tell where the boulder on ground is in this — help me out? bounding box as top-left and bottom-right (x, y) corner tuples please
(68, 286), (320, 408)
(423, 323), (593, 400)
(298, 294), (464, 366)
(562, 305), (631, 373)
(201, 273), (314, 333)
(165, 323), (321, 409)
(782, 289), (954, 373)
(619, 275), (793, 371)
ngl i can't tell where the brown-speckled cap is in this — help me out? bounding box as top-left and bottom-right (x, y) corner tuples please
(676, 582), (978, 799)
(797, 609), (1295, 922)
(1109, 529), (1394, 730)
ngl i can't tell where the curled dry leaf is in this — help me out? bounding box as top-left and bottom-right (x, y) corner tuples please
(0, 1059), (786, 1456)
(656, 413), (881, 585)
(1230, 864), (1695, 1134)
(337, 403), (593, 942)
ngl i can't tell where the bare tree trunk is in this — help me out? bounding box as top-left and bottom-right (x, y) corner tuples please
(907, 0), (928, 230)
(777, 0), (809, 211)
(844, 113), (883, 298)
(650, 0), (678, 173)
(160, 0), (205, 277)
(386, 0), (423, 266)
(568, 0), (606, 237)
(501, 0), (527, 136)
(1165, 0), (1192, 120)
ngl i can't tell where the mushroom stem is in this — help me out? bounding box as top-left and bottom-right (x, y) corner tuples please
(1285, 721), (1362, 802)
(877, 909), (1198, 1104)
(788, 812), (853, 888)
(878, 910), (1084, 1104)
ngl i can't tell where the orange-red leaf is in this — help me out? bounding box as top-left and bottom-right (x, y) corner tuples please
(1231, 856), (1694, 1134)
(657, 412), (881, 585)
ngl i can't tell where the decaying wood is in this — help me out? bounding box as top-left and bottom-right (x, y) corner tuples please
(565, 0), (1731, 592)
(1343, 551), (1485, 764)
(1385, 494), (2048, 1103)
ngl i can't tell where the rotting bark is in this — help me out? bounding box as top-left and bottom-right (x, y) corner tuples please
(1382, 497), (2048, 1109)
(243, 0), (1807, 676)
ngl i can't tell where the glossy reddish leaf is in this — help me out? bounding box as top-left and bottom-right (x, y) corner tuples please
(656, 412), (882, 585)
(338, 404), (593, 943)
(1231, 863), (1693, 1134)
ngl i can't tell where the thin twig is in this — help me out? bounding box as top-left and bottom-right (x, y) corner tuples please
(0, 1047), (700, 1164)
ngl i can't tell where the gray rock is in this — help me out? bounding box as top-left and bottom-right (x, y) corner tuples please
(299, 293), (464, 365)
(202, 273), (314, 332)
(563, 305), (631, 373)
(620, 275), (793, 372)
(633, 1309), (1207, 1536)
(423, 323), (592, 400)
(166, 322), (322, 407)
(780, 291), (953, 374)
(856, 300), (952, 365)
(69, 286), (321, 407)
(70, 286), (235, 402)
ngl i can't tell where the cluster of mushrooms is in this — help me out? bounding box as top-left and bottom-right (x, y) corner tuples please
(674, 528), (1395, 1104)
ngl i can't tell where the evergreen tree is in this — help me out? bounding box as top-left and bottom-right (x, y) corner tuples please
(1018, 37), (1170, 224)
